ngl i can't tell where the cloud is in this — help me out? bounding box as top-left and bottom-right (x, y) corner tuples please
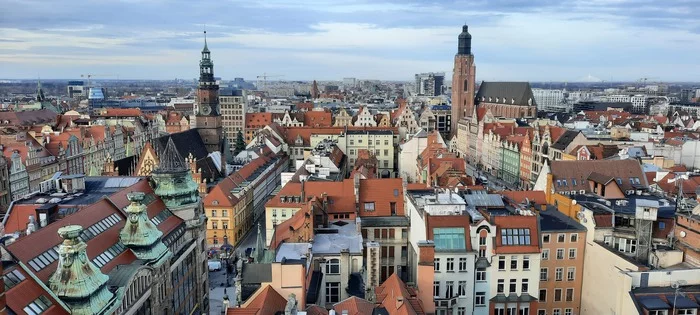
(0, 0), (699, 81)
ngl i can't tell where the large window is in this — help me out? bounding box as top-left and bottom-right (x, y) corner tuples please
(510, 256), (518, 270)
(434, 258), (440, 271)
(677, 310), (696, 315)
(364, 202), (375, 211)
(554, 289), (563, 302)
(326, 259), (340, 274)
(565, 288), (574, 301)
(433, 227), (466, 250)
(433, 281), (440, 297)
(555, 268), (563, 281)
(521, 279), (529, 293)
(498, 256), (506, 270)
(567, 267), (575, 281)
(501, 228), (531, 245)
(458, 281), (467, 296)
(445, 281), (454, 298)
(539, 289), (547, 302)
(497, 279), (504, 293)
(540, 268), (548, 281)
(459, 257), (467, 271)
(326, 282), (340, 303)
(446, 258), (454, 272)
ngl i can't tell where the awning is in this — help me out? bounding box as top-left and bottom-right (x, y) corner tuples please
(638, 297), (670, 310)
(666, 295), (700, 309)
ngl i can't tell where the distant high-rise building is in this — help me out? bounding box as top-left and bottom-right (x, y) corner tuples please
(67, 80), (85, 99)
(194, 31), (224, 161)
(219, 89), (246, 155)
(532, 88), (567, 112)
(342, 77), (357, 89)
(414, 72), (445, 96)
(451, 25), (476, 137)
(604, 94), (648, 114)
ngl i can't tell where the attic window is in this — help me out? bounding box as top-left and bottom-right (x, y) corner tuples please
(616, 178), (622, 185)
(393, 189), (399, 197)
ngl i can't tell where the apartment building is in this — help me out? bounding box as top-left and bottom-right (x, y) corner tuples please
(538, 208), (586, 315)
(220, 89), (247, 152)
(406, 189), (477, 315)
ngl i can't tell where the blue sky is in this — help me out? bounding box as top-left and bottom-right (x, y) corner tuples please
(1, 0), (699, 82)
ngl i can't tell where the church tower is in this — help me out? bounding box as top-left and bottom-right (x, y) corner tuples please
(195, 31), (224, 157)
(450, 25), (476, 138)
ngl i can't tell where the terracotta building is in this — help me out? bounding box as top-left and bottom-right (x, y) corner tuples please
(451, 25), (476, 137)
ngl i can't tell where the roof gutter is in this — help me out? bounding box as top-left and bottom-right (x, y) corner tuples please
(16, 259), (72, 312)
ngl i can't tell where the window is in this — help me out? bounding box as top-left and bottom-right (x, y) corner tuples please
(557, 234), (565, 243)
(538, 310), (546, 315)
(659, 222), (666, 230)
(540, 268), (548, 281)
(678, 310), (696, 315)
(222, 210), (228, 217)
(542, 249), (549, 260)
(523, 256), (530, 270)
(553, 310), (561, 315)
(479, 236), (487, 246)
(433, 227), (466, 250)
(211, 210), (217, 217)
(434, 258), (440, 271)
(539, 289), (547, 302)
(326, 259), (340, 274)
(521, 279), (529, 293)
(445, 281), (454, 298)
(433, 281), (440, 297)
(23, 296), (52, 315)
(556, 249), (564, 260)
(459, 257), (467, 271)
(326, 282), (340, 303)
(555, 268), (563, 281)
(502, 228), (531, 245)
(570, 233), (578, 242)
(497, 279), (504, 293)
(565, 288), (574, 301)
(521, 307), (530, 315)
(476, 268), (486, 281)
(648, 311), (668, 315)
(567, 267), (575, 281)
(364, 202), (375, 211)
(564, 309), (572, 315)
(458, 281), (467, 296)
(211, 221), (218, 229)
(511, 256), (518, 270)
(446, 258), (454, 272)
(475, 292), (486, 306)
(509, 279), (517, 293)
(458, 307), (467, 315)
(554, 288), (563, 301)
(498, 256), (506, 270)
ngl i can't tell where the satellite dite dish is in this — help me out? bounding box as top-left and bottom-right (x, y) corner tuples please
(680, 231), (687, 238)
(572, 200), (577, 205)
(576, 211), (587, 223)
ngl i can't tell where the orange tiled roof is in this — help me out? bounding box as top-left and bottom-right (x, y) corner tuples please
(245, 112), (273, 128)
(375, 273), (425, 315)
(334, 296), (375, 315)
(500, 190), (547, 206)
(228, 285), (288, 315)
(358, 178), (404, 217)
(304, 110), (333, 127)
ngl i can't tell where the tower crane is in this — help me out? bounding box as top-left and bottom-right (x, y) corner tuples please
(256, 73), (285, 90)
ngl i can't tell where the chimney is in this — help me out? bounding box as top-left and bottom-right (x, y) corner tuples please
(301, 180), (306, 202)
(416, 240), (436, 314)
(355, 217), (361, 234)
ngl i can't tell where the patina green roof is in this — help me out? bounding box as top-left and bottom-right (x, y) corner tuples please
(48, 225), (119, 315)
(119, 192), (172, 267)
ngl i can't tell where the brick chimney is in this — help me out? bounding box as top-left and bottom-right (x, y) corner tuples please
(416, 240), (435, 314)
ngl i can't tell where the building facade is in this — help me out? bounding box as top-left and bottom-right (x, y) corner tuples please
(220, 89), (247, 154)
(194, 32), (225, 162)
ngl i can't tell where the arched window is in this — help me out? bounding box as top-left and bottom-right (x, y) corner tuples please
(463, 79), (469, 92)
(326, 259), (340, 274)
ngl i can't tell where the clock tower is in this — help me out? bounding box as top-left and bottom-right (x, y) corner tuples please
(195, 31), (224, 156)
(450, 25), (476, 138)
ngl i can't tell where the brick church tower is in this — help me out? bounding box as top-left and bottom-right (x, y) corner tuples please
(195, 31), (224, 158)
(450, 25), (476, 138)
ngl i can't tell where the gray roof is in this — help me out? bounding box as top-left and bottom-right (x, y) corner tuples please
(551, 130), (580, 150)
(538, 206), (586, 232)
(106, 261), (148, 287)
(463, 194), (505, 208)
(360, 216), (409, 227)
(476, 82), (536, 107)
(242, 263), (272, 284)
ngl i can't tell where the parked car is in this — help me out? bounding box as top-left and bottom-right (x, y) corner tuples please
(208, 259), (222, 271)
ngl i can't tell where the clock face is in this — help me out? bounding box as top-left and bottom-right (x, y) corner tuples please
(200, 105), (212, 116)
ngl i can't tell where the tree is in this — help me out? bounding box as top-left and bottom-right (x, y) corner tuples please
(234, 130), (246, 155)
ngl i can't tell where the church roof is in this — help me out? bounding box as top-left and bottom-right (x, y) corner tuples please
(155, 137), (188, 172)
(476, 82), (536, 107)
(154, 129), (222, 180)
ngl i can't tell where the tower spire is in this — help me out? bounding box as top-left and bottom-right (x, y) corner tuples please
(203, 27), (209, 52)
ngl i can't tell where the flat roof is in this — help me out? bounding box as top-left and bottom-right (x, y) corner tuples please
(312, 220), (363, 255)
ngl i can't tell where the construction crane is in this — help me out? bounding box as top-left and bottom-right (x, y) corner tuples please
(80, 74), (117, 87)
(256, 73), (284, 90)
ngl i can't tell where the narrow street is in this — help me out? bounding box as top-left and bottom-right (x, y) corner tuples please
(465, 161), (518, 191)
(208, 188), (278, 314)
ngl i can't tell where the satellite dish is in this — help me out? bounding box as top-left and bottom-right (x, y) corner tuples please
(680, 231), (687, 238)
(572, 200), (577, 205)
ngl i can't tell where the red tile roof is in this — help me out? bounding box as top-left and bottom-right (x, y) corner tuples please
(334, 296), (375, 315)
(245, 113), (273, 128)
(228, 285), (288, 315)
(304, 111), (333, 127)
(375, 273), (425, 315)
(358, 178), (404, 217)
(493, 215), (540, 254)
(500, 190), (547, 206)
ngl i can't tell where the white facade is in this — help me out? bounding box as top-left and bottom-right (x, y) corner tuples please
(354, 107), (377, 127)
(532, 89), (566, 112)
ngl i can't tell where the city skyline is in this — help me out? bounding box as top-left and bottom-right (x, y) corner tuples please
(1, 0), (699, 81)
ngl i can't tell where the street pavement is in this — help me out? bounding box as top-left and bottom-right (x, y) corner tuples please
(465, 161), (518, 191)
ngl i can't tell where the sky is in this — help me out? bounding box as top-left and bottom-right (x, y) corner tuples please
(1, 0), (699, 82)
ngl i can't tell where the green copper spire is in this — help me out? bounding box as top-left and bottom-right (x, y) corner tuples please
(48, 225), (118, 315)
(203, 30), (209, 53)
(151, 137), (199, 208)
(119, 192), (172, 267)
